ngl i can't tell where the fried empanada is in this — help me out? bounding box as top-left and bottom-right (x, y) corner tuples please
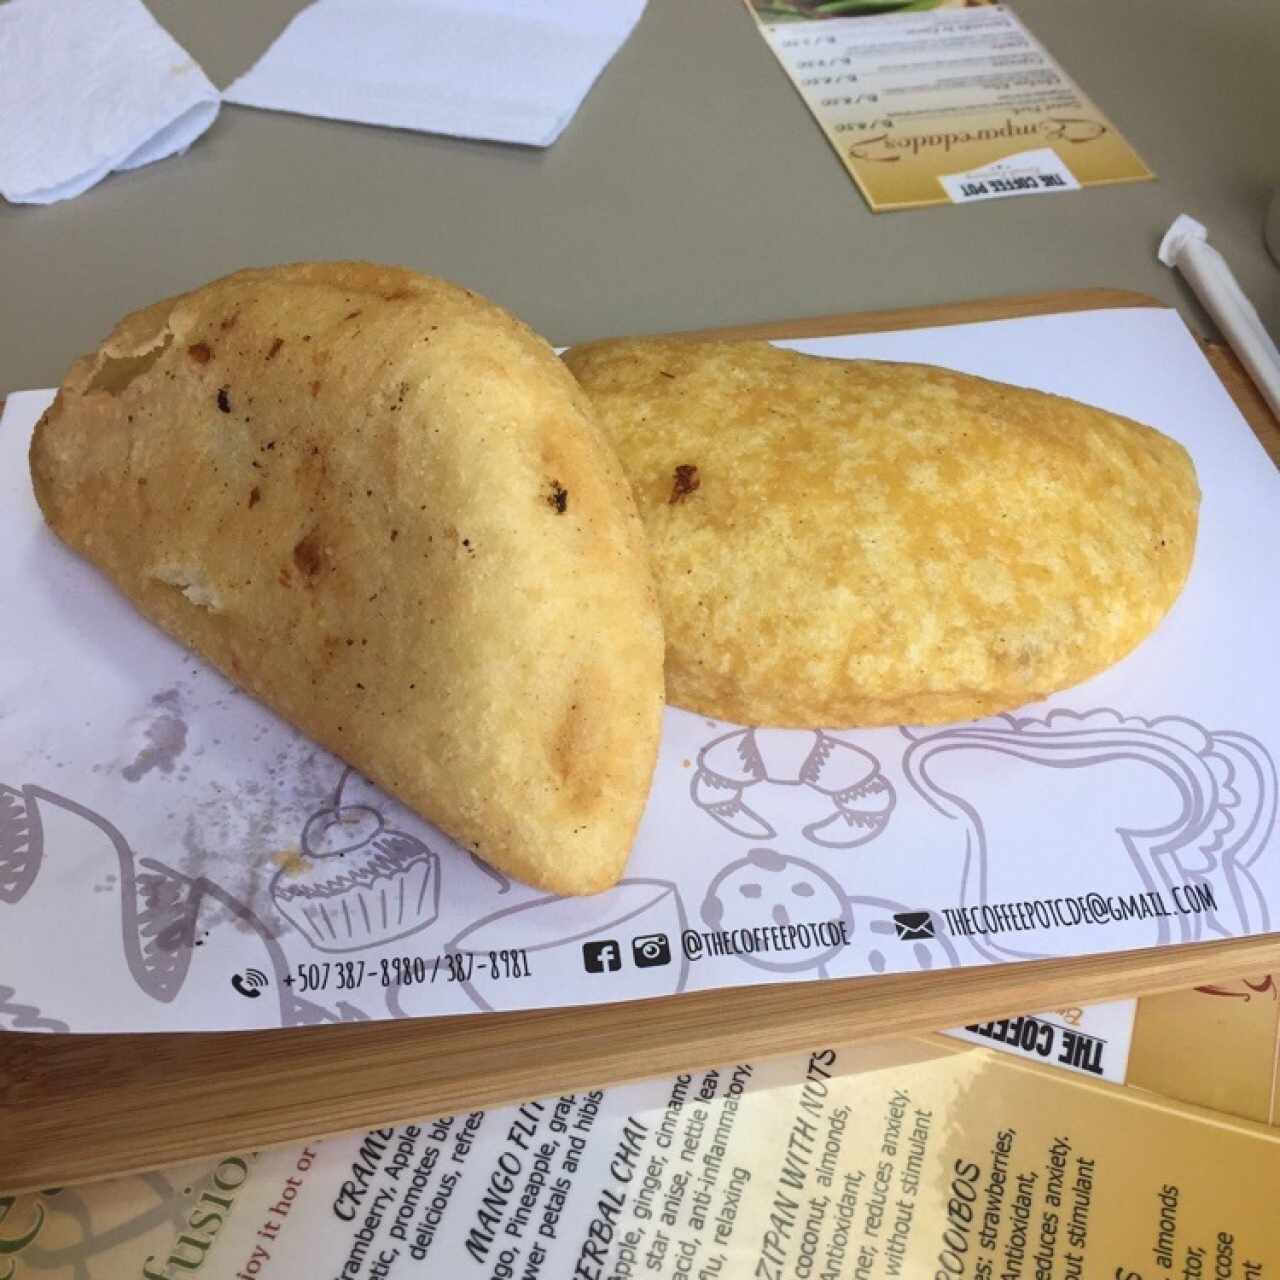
(31, 263), (665, 894)
(563, 337), (1199, 727)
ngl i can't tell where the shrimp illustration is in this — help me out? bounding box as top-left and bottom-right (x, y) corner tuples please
(0, 780), (363, 1028)
(0, 783), (43, 904)
(691, 728), (896, 849)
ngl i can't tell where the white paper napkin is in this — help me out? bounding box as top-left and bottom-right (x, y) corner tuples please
(0, 0), (220, 205)
(223, 0), (646, 147)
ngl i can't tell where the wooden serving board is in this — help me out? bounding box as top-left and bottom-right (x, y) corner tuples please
(4, 287), (1280, 1195)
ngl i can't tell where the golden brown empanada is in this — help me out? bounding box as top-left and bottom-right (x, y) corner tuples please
(563, 337), (1199, 727)
(31, 263), (665, 894)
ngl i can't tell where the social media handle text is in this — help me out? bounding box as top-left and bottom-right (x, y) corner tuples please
(681, 919), (851, 962)
(580, 921), (853, 976)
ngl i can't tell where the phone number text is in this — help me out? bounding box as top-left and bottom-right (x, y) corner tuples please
(290, 949), (532, 993)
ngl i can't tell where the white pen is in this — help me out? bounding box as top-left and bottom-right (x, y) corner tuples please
(1158, 214), (1280, 423)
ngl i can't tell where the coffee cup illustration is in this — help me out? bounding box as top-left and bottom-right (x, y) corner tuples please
(699, 849), (958, 977)
(903, 708), (1275, 962)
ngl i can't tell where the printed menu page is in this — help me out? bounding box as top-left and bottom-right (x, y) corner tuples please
(748, 2), (1152, 210)
(3, 1035), (1277, 1278)
(2, 308), (1279, 1035)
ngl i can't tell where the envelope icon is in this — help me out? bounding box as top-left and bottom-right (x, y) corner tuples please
(892, 911), (935, 941)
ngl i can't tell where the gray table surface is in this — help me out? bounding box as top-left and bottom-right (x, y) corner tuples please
(4, 0), (1279, 396)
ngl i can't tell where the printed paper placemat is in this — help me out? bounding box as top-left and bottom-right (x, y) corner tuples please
(1, 307), (1276, 1033)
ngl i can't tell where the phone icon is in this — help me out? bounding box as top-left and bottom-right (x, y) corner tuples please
(231, 968), (269, 998)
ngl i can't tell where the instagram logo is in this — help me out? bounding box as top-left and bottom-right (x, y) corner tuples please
(631, 933), (671, 968)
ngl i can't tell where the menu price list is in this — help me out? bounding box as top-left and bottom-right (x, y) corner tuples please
(3, 1038), (1277, 1278)
(751, 4), (1151, 210)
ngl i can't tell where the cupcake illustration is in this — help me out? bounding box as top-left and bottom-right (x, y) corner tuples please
(270, 771), (441, 953)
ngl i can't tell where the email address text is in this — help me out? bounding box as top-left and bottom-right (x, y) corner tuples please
(941, 883), (1217, 938)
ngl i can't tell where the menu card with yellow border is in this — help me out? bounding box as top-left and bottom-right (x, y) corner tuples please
(747, 1), (1152, 211)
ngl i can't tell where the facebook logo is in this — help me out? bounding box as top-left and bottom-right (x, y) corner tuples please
(582, 939), (622, 973)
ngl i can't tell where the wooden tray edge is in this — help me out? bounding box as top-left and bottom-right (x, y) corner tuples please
(4, 283), (1278, 1192)
(6, 931), (1280, 1193)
